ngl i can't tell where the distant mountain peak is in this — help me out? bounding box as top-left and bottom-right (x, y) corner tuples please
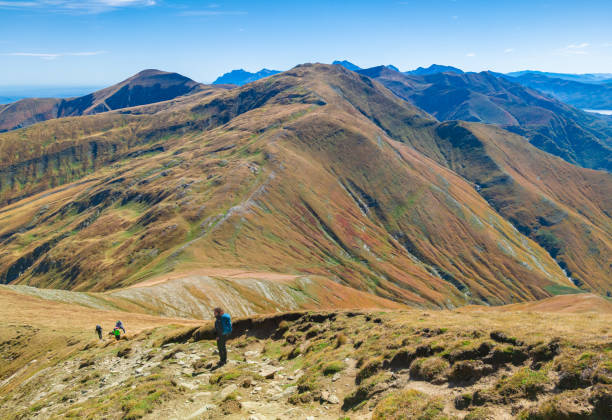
(132, 68), (168, 76)
(332, 60), (362, 71)
(0, 69), (207, 132)
(213, 68), (281, 86)
(406, 64), (464, 75)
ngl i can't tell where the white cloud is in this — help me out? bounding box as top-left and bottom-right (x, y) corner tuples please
(0, 1), (37, 6)
(567, 42), (590, 49)
(504, 48), (514, 53)
(0, 0), (155, 13)
(466, 52), (476, 57)
(4, 51), (107, 60)
(556, 42), (590, 56)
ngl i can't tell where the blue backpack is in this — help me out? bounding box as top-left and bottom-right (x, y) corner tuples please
(221, 313), (232, 335)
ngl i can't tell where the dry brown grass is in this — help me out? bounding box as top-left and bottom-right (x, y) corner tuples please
(0, 63), (608, 309)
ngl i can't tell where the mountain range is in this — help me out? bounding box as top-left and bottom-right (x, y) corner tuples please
(0, 69), (212, 132)
(213, 68), (282, 86)
(358, 66), (612, 171)
(506, 70), (612, 84)
(1, 63), (610, 313)
(504, 71), (612, 109)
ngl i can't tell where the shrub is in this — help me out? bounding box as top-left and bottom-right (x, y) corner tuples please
(335, 333), (349, 348)
(495, 367), (550, 400)
(372, 389), (446, 420)
(409, 357), (449, 382)
(343, 372), (390, 411)
(356, 357), (383, 384)
(322, 361), (346, 376)
(210, 369), (242, 385)
(297, 372), (319, 393)
(464, 407), (495, 420)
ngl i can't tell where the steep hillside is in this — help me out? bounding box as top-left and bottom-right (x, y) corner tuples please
(0, 97), (61, 131)
(0, 64), (587, 307)
(0, 70), (218, 132)
(431, 121), (612, 293)
(360, 66), (612, 171)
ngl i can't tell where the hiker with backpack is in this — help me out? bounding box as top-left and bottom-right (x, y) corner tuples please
(214, 307), (232, 366)
(112, 327), (121, 341)
(95, 325), (103, 340)
(115, 320), (126, 334)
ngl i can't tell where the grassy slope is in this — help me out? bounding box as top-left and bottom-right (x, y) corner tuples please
(435, 121), (612, 293)
(0, 64), (582, 308)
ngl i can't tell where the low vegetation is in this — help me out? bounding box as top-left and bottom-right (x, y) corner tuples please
(1, 290), (611, 419)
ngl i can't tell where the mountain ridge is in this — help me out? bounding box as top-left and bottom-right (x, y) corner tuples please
(358, 65), (612, 171)
(3, 63), (609, 309)
(0, 69), (218, 132)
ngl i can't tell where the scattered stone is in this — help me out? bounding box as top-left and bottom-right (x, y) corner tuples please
(269, 385), (297, 401)
(332, 373), (341, 382)
(320, 391), (340, 404)
(220, 384), (238, 400)
(179, 381), (198, 391)
(187, 404), (216, 419)
(260, 365), (282, 379)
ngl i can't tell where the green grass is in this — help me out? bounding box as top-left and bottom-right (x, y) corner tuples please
(322, 361), (346, 375)
(544, 284), (587, 296)
(372, 389), (446, 420)
(495, 367), (550, 399)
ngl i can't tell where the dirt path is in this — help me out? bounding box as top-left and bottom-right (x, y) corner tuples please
(124, 269), (299, 290)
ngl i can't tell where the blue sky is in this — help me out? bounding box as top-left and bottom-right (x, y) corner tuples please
(1, 0), (611, 86)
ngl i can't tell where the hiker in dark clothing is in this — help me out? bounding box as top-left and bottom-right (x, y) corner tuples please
(214, 307), (232, 366)
(95, 325), (103, 340)
(115, 320), (126, 334)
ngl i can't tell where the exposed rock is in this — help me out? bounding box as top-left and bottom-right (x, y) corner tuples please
(321, 391), (340, 404)
(260, 365), (283, 379)
(220, 383), (238, 400)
